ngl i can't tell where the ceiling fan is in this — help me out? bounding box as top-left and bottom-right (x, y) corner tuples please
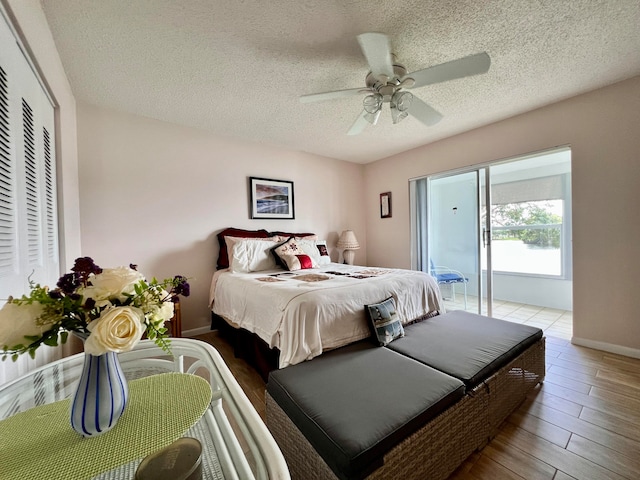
(300, 33), (491, 135)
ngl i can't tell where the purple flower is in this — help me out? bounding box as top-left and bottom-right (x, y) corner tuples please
(71, 257), (102, 283)
(83, 298), (96, 310)
(173, 275), (190, 297)
(129, 264), (138, 271)
(48, 289), (63, 300)
(57, 273), (80, 294)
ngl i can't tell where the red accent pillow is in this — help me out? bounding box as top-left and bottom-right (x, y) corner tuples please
(296, 254), (314, 270)
(216, 228), (270, 269)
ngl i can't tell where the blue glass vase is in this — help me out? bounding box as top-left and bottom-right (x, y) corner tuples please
(70, 350), (128, 437)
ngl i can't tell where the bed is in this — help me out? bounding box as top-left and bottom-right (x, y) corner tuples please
(209, 228), (443, 374)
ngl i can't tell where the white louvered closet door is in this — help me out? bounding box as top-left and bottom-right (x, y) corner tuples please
(0, 10), (61, 384)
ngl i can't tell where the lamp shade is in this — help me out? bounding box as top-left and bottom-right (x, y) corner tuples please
(336, 230), (360, 250)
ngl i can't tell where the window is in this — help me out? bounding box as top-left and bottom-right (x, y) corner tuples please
(484, 199), (564, 275)
(483, 158), (572, 278)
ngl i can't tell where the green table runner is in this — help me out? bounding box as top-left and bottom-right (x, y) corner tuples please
(0, 372), (212, 480)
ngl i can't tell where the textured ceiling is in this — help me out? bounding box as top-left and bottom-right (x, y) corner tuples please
(40, 0), (640, 164)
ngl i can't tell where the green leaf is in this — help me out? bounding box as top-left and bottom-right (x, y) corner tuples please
(11, 353), (19, 362)
(60, 331), (69, 344)
(43, 336), (58, 347)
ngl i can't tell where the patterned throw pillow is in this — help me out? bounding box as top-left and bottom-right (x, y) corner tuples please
(315, 240), (331, 266)
(365, 296), (405, 346)
(272, 237), (318, 271)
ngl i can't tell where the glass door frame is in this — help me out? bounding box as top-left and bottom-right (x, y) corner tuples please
(481, 168), (493, 317)
(423, 168), (487, 316)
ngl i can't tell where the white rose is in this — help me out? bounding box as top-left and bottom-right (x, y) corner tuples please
(158, 300), (174, 322)
(148, 300), (174, 328)
(0, 302), (49, 348)
(81, 267), (144, 306)
(84, 306), (145, 355)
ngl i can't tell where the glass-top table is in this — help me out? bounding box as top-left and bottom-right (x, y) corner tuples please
(0, 338), (290, 480)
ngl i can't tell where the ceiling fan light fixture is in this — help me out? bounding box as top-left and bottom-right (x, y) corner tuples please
(300, 33), (491, 135)
(364, 109), (382, 125)
(390, 105), (409, 124)
(363, 93), (383, 114)
(391, 91), (413, 111)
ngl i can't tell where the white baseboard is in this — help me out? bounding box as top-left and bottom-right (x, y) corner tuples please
(182, 325), (213, 337)
(571, 336), (640, 359)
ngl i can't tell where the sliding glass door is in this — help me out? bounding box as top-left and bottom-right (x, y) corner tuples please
(418, 170), (485, 314)
(485, 150), (572, 313)
(411, 147), (572, 317)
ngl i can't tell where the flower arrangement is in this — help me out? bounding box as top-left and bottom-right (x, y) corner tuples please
(0, 257), (190, 360)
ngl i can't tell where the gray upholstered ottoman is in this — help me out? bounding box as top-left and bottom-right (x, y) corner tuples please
(266, 341), (486, 480)
(388, 310), (545, 436)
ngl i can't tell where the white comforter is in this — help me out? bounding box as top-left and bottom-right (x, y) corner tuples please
(209, 263), (443, 368)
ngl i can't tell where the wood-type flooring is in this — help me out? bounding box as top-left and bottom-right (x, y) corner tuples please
(194, 331), (640, 480)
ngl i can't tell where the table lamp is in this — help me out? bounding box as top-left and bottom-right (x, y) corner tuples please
(337, 230), (360, 265)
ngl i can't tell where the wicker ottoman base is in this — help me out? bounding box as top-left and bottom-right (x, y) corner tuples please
(266, 337), (546, 480)
(267, 383), (488, 480)
(486, 337), (546, 438)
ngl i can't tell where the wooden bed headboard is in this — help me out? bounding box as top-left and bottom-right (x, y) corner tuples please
(216, 228), (315, 270)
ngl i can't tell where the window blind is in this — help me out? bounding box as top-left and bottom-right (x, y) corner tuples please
(0, 65), (16, 274)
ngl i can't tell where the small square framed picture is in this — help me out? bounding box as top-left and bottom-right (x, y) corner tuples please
(380, 192), (392, 218)
(249, 177), (295, 219)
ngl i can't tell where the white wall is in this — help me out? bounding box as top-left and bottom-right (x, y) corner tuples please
(364, 76), (640, 355)
(77, 103), (366, 332)
(491, 274), (572, 311)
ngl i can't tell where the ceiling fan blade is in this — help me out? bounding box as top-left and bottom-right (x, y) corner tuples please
(407, 96), (443, 126)
(300, 87), (367, 103)
(406, 52), (491, 89)
(357, 32), (395, 80)
(347, 110), (370, 136)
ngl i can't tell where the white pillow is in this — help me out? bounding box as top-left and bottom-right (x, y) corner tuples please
(225, 237), (279, 273)
(295, 238), (322, 266)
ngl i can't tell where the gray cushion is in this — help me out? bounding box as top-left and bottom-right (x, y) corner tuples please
(387, 310), (543, 388)
(267, 341), (465, 480)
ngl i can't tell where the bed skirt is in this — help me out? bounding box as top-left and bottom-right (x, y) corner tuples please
(211, 312), (279, 382)
(211, 310), (441, 382)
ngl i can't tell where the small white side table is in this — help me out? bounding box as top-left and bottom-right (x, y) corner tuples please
(0, 339), (290, 480)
